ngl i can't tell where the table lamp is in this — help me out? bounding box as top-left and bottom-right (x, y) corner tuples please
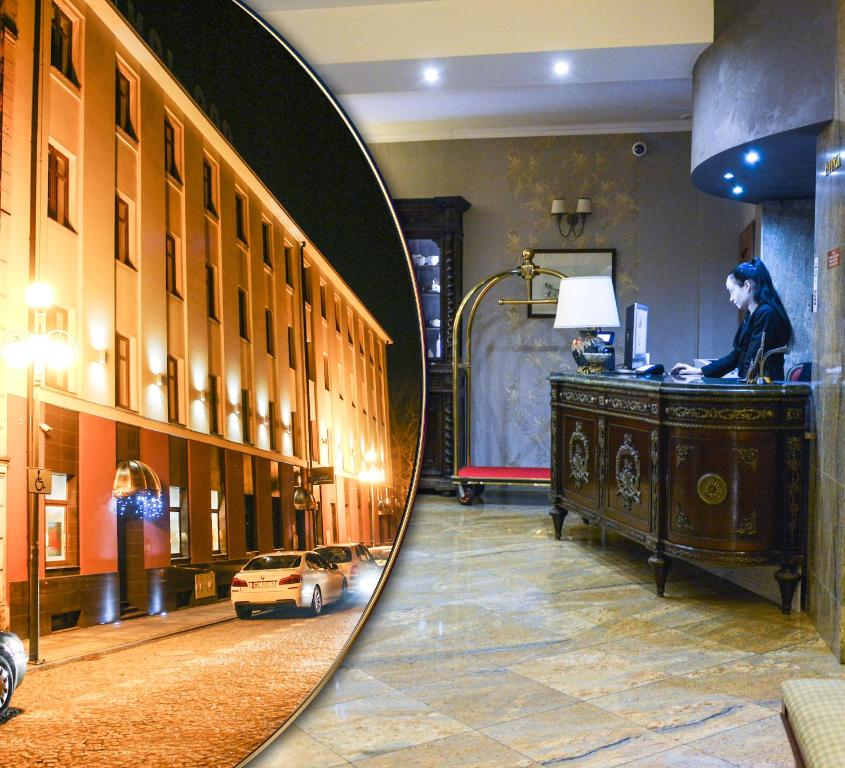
(553, 275), (620, 373)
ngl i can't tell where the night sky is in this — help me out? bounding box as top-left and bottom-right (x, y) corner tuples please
(110, 0), (422, 447)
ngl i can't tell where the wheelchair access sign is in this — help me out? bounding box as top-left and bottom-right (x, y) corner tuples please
(27, 467), (53, 495)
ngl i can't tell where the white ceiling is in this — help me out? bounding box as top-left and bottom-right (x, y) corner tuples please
(244, 0), (714, 142)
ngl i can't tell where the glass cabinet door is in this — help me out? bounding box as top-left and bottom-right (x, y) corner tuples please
(409, 238), (443, 360)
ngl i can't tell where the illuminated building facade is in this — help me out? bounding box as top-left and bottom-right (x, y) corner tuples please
(0, 0), (394, 635)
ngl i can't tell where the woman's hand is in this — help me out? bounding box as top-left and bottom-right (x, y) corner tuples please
(671, 363), (703, 376)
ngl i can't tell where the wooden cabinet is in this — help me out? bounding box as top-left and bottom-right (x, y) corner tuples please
(394, 197), (470, 492)
(550, 374), (810, 612)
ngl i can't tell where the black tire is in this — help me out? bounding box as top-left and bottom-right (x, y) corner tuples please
(310, 586), (323, 616)
(235, 606), (252, 620)
(457, 484), (474, 505)
(0, 655), (14, 716)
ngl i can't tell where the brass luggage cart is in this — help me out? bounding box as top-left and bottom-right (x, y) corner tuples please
(451, 249), (564, 505)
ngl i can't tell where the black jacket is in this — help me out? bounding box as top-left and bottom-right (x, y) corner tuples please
(701, 303), (790, 380)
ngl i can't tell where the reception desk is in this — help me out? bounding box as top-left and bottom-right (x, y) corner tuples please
(549, 373), (811, 612)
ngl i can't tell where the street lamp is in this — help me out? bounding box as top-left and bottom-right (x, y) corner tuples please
(1, 281), (78, 663)
(358, 450), (385, 547)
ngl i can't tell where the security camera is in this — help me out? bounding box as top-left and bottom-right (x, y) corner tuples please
(632, 141), (648, 157)
(38, 422), (53, 434)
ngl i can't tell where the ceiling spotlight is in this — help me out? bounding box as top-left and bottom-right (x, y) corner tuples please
(744, 150), (760, 165)
(732, 185), (744, 195)
(423, 67), (439, 84)
(723, 172), (735, 180)
(553, 61), (570, 76)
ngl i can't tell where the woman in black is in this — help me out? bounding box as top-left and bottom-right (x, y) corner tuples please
(672, 259), (793, 380)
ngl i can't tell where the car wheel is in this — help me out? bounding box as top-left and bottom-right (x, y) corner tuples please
(310, 586), (323, 616)
(0, 655), (14, 715)
(235, 606), (252, 620)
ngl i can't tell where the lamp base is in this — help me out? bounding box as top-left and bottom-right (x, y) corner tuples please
(572, 330), (614, 374)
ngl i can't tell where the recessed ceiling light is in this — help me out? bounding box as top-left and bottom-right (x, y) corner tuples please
(423, 67), (439, 84)
(744, 150), (760, 165)
(553, 61), (570, 76)
(732, 185), (744, 195)
(723, 172), (735, 180)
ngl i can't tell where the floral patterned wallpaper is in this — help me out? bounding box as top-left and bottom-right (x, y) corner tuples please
(373, 132), (743, 468)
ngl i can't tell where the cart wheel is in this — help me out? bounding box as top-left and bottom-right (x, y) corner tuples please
(475, 484), (485, 499)
(457, 484), (475, 505)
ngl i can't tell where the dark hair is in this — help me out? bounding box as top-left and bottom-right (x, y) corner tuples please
(728, 259), (794, 343)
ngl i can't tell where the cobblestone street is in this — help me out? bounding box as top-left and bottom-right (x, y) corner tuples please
(0, 603), (363, 767)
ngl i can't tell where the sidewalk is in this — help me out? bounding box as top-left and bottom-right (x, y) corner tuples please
(24, 600), (236, 671)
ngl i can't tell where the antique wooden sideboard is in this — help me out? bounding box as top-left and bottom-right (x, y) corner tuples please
(550, 373), (811, 613)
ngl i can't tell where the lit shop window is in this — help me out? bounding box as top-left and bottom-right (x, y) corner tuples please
(211, 489), (224, 554)
(50, 3), (79, 86)
(169, 486), (188, 557)
(45, 473), (73, 565)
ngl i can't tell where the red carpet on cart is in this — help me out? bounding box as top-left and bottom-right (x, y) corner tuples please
(456, 466), (551, 481)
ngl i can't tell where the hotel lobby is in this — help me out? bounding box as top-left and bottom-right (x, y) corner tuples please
(238, 0), (845, 765)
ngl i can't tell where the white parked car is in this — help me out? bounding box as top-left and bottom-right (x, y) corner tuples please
(315, 543), (381, 597)
(230, 550), (347, 618)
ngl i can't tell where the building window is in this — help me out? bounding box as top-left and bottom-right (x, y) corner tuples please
(208, 374), (221, 436)
(115, 68), (136, 139)
(268, 400), (278, 451)
(323, 355), (330, 391)
(287, 326), (296, 370)
(47, 145), (71, 228)
(302, 263), (312, 305)
(50, 3), (78, 85)
(206, 263), (219, 320)
(235, 193), (248, 244)
(320, 284), (327, 320)
(334, 297), (341, 333)
(265, 308), (275, 356)
(262, 221), (273, 268)
(347, 309), (354, 345)
(284, 245), (294, 288)
(167, 355), (179, 423)
(169, 486), (188, 557)
(115, 333), (131, 408)
(164, 117), (181, 182)
(238, 288), (250, 340)
(358, 320), (365, 355)
(202, 158), (217, 216)
(166, 233), (180, 297)
(45, 473), (74, 565)
(210, 489), (223, 554)
(241, 388), (251, 444)
(115, 195), (132, 266)
(45, 307), (69, 390)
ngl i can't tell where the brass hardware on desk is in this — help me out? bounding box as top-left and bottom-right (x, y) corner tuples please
(697, 473), (728, 505)
(497, 298), (557, 305)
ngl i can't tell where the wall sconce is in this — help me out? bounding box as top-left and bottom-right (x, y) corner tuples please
(154, 372), (165, 387)
(230, 402), (241, 416)
(551, 197), (592, 239)
(193, 387), (207, 403)
(97, 349), (108, 365)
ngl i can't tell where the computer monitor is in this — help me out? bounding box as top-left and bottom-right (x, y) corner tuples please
(624, 303), (649, 369)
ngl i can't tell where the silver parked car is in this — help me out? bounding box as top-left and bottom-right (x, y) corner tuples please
(0, 630), (27, 717)
(315, 543), (382, 597)
(230, 551), (347, 618)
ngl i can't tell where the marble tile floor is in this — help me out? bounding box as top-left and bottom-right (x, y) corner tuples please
(250, 493), (844, 768)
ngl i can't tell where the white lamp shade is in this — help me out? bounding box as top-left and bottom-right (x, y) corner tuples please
(575, 197), (592, 214)
(550, 198), (567, 215)
(553, 275), (620, 328)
